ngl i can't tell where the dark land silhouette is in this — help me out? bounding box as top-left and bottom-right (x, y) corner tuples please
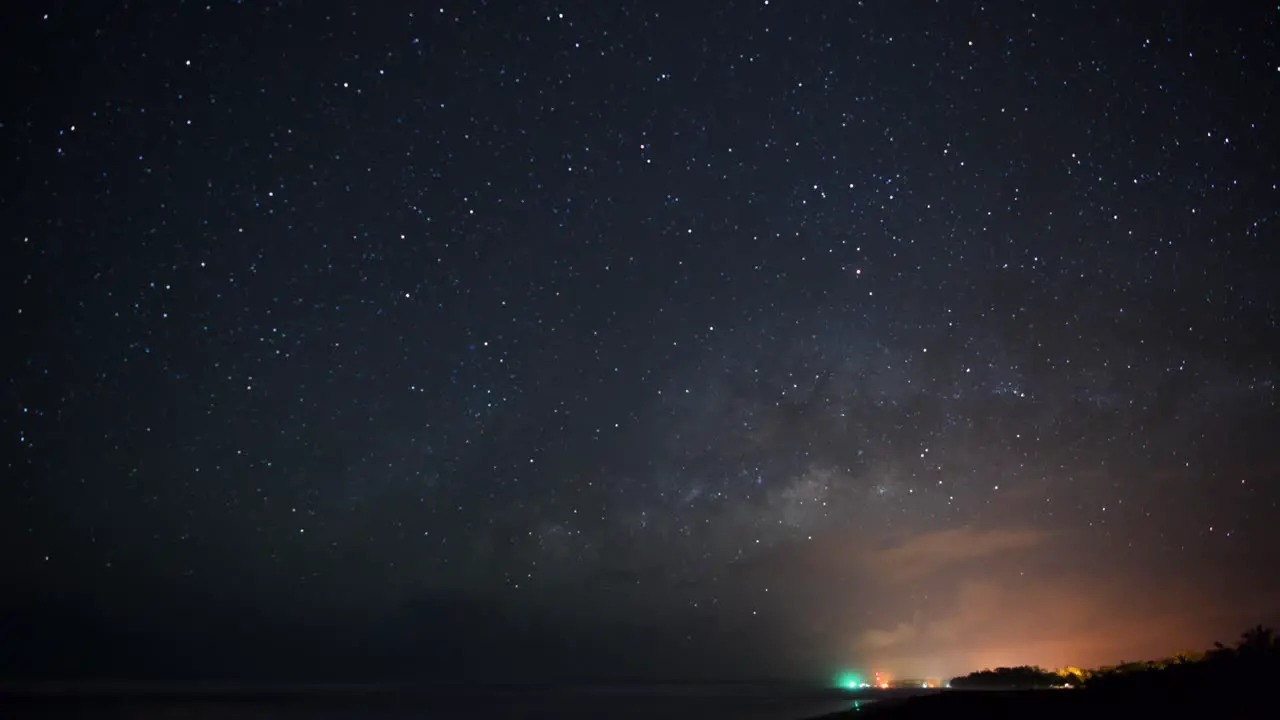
(2, 624), (1277, 719)
(830, 624), (1280, 719)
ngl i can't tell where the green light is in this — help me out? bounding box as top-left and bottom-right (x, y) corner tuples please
(834, 671), (863, 689)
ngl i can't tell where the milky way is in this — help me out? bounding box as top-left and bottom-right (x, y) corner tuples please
(4, 1), (1278, 682)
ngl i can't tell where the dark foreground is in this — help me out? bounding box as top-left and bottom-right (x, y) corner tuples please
(2, 685), (1273, 719)
(0, 684), (876, 720)
(818, 688), (1272, 719)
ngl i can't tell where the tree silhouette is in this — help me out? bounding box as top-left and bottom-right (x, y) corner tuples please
(949, 665), (1061, 689)
(1237, 624), (1276, 654)
(949, 623), (1280, 696)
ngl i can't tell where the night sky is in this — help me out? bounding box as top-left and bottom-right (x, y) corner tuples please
(4, 1), (1279, 685)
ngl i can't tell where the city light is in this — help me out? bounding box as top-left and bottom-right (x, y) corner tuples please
(834, 671), (864, 690)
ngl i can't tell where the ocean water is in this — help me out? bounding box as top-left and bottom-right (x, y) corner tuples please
(0, 681), (880, 717)
(3, 686), (877, 720)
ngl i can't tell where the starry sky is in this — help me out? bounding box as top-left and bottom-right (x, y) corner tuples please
(3, 0), (1279, 684)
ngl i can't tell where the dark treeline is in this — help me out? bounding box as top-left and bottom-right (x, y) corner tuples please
(949, 624), (1280, 694)
(949, 664), (1060, 689)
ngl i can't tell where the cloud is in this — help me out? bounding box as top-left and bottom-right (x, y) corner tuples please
(861, 622), (919, 650)
(845, 528), (1280, 678)
(853, 575), (1214, 677)
(710, 521), (1280, 681)
(865, 526), (1049, 583)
